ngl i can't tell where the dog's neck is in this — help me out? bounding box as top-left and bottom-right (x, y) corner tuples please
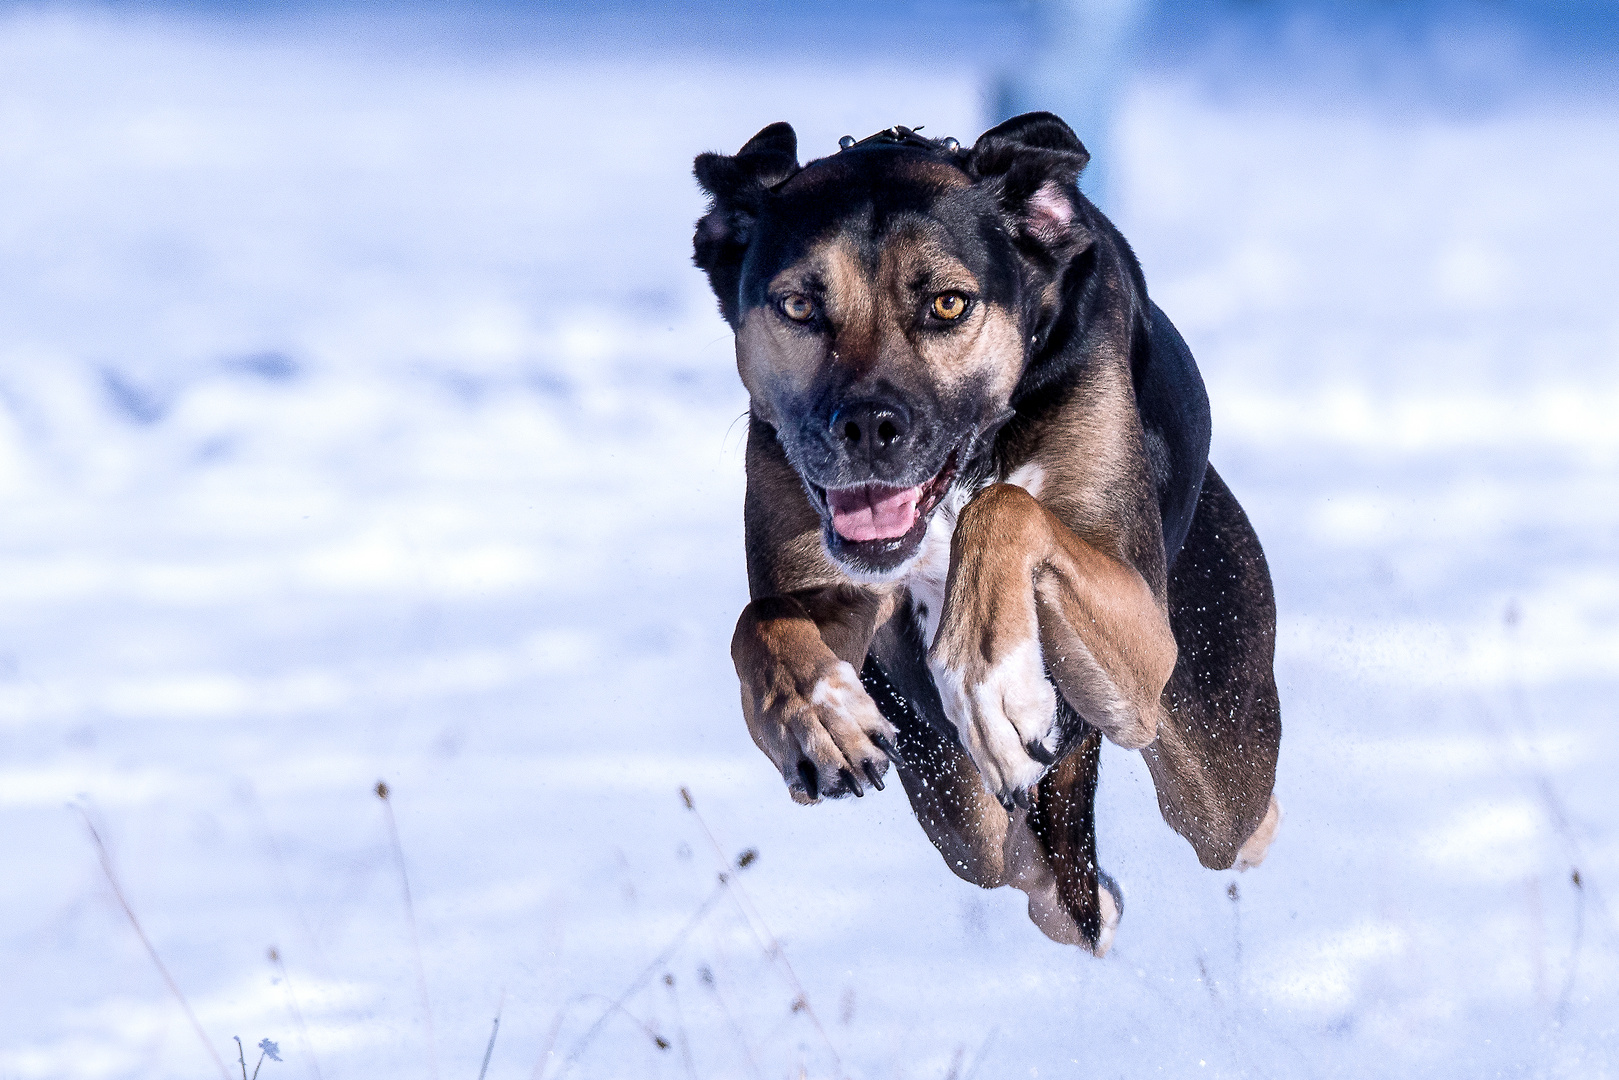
(1012, 196), (1146, 413)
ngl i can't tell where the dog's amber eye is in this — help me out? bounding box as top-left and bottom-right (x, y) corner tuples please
(932, 292), (969, 321)
(780, 294), (815, 322)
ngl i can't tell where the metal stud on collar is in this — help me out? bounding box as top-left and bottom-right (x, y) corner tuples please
(836, 126), (962, 155)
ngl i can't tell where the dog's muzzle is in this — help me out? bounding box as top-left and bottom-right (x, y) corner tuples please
(807, 449), (959, 577)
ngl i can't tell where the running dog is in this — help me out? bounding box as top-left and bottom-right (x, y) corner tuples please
(692, 114), (1281, 953)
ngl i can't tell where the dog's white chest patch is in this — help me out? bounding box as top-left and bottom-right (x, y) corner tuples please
(903, 495), (959, 648)
(1005, 460), (1045, 499)
(904, 464), (1045, 647)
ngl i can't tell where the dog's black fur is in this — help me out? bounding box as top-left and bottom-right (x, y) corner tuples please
(694, 114), (1280, 950)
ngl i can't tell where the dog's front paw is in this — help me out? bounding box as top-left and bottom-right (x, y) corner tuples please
(930, 637), (1059, 809)
(749, 660), (898, 805)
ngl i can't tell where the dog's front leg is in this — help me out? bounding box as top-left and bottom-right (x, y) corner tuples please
(732, 588), (899, 804)
(930, 484), (1178, 807)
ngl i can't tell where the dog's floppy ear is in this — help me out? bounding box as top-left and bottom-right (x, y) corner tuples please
(693, 122), (800, 326)
(966, 112), (1092, 256)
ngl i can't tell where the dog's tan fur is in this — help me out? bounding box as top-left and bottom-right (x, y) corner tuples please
(698, 117), (1282, 949)
(736, 234), (1023, 434)
(931, 483), (1176, 759)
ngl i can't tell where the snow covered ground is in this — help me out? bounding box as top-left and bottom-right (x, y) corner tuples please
(2, 5), (1616, 1078)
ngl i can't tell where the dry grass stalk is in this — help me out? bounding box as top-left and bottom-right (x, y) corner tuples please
(535, 881), (728, 1078)
(534, 992), (676, 1079)
(697, 964), (765, 1080)
(267, 947), (323, 1080)
(679, 786), (845, 1078)
(663, 974), (699, 1080)
(476, 995), (503, 1080)
(77, 805), (232, 1080)
(376, 781), (439, 1080)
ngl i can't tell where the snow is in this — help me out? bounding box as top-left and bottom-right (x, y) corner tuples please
(1, 5), (1615, 1078)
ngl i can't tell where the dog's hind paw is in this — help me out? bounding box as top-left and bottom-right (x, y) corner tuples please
(1093, 870), (1124, 957)
(930, 636), (1059, 808)
(1234, 795), (1282, 871)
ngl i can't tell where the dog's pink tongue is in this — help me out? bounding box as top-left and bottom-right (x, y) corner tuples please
(828, 484), (923, 542)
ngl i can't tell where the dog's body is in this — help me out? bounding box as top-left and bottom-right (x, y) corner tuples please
(693, 116), (1281, 953)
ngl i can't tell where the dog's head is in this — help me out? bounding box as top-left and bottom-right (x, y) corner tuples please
(694, 114), (1093, 578)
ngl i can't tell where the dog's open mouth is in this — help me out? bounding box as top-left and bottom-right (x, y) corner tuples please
(826, 484), (918, 542)
(809, 451), (959, 575)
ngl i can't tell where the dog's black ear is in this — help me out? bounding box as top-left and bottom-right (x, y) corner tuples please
(694, 122), (799, 207)
(966, 112), (1092, 255)
(693, 122), (800, 326)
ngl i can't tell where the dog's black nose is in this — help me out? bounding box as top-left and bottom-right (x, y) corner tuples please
(831, 400), (911, 461)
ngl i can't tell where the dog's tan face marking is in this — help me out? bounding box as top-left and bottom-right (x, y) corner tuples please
(876, 225), (1023, 398)
(735, 228), (1022, 439)
(734, 238), (863, 424)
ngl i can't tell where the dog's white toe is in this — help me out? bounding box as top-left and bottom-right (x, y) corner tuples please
(931, 636), (1057, 804)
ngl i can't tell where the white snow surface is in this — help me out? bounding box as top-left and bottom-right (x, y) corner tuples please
(2, 8), (1616, 1078)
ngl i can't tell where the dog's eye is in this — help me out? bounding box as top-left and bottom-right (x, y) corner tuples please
(931, 292), (969, 321)
(780, 294), (815, 322)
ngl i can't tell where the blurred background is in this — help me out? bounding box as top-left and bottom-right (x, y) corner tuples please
(2, 1), (1617, 1076)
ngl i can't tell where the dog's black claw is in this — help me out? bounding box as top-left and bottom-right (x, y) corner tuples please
(862, 760), (885, 792)
(1010, 786), (1032, 811)
(1025, 739), (1057, 766)
(871, 732), (906, 767)
(839, 767), (864, 797)
(797, 760), (819, 799)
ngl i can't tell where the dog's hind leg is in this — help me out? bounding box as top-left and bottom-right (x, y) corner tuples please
(1025, 719), (1124, 955)
(1140, 465), (1283, 870)
(864, 621), (1013, 887)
